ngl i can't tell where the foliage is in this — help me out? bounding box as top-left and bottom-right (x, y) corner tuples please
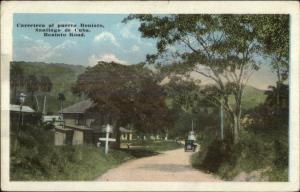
(251, 15), (289, 83)
(72, 61), (174, 147)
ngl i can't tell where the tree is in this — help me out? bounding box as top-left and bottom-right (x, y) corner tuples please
(72, 61), (173, 148)
(10, 62), (25, 103)
(251, 15), (289, 114)
(25, 75), (39, 109)
(125, 14), (262, 144)
(164, 76), (202, 113)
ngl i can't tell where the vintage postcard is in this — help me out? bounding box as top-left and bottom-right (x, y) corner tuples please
(1, 1), (299, 191)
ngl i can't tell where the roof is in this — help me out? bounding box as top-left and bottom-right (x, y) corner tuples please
(10, 104), (35, 113)
(59, 99), (95, 114)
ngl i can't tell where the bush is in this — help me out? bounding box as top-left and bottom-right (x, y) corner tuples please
(192, 129), (288, 181)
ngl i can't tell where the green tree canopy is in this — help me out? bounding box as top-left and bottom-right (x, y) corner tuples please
(72, 61), (174, 147)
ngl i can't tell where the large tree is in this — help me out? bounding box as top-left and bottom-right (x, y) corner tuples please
(125, 14), (264, 144)
(72, 61), (173, 147)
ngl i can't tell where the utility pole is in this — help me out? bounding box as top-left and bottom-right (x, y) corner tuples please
(220, 104), (224, 141)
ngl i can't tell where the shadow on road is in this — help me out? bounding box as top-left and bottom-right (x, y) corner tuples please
(120, 148), (160, 158)
(138, 163), (191, 173)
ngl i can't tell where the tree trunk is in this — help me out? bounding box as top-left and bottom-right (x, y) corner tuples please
(35, 95), (40, 112)
(113, 121), (121, 149)
(233, 114), (240, 144)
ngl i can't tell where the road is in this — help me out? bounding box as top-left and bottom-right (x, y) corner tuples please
(96, 148), (220, 181)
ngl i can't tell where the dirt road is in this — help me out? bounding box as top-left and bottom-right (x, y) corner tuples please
(96, 148), (220, 181)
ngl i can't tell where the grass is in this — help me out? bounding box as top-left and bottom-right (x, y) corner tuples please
(11, 144), (135, 181)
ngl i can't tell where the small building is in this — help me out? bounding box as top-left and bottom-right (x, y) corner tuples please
(10, 104), (37, 127)
(57, 99), (97, 145)
(60, 99), (96, 128)
(120, 127), (133, 141)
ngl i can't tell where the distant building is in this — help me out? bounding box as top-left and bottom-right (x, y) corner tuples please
(10, 104), (37, 126)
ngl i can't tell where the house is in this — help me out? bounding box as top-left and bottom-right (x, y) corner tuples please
(56, 99), (96, 145)
(60, 99), (96, 128)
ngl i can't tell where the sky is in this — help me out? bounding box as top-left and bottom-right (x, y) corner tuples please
(13, 13), (277, 90)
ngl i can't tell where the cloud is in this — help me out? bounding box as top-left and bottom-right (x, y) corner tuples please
(118, 22), (154, 47)
(131, 45), (140, 52)
(88, 53), (129, 66)
(15, 35), (77, 62)
(119, 21), (138, 39)
(94, 31), (120, 47)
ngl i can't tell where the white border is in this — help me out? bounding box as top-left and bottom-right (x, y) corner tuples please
(1, 1), (299, 191)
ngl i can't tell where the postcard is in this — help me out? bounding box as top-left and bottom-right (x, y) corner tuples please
(1, 1), (299, 191)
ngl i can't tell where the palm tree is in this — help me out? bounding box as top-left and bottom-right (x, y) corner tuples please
(58, 92), (66, 126)
(25, 75), (39, 110)
(39, 76), (53, 114)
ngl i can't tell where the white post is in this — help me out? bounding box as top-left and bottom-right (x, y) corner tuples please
(105, 124), (109, 154)
(105, 131), (109, 154)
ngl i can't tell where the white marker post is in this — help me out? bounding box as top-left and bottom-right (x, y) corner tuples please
(99, 124), (116, 154)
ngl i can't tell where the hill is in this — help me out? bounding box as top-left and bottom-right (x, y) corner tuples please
(241, 86), (266, 110)
(12, 61), (86, 113)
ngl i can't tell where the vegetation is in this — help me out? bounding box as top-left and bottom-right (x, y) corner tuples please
(191, 83), (288, 181)
(72, 61), (174, 148)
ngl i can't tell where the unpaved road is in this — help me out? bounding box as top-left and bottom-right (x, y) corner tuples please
(96, 148), (220, 181)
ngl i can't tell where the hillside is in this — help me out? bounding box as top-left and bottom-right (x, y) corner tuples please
(241, 86), (267, 110)
(12, 61), (86, 113)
